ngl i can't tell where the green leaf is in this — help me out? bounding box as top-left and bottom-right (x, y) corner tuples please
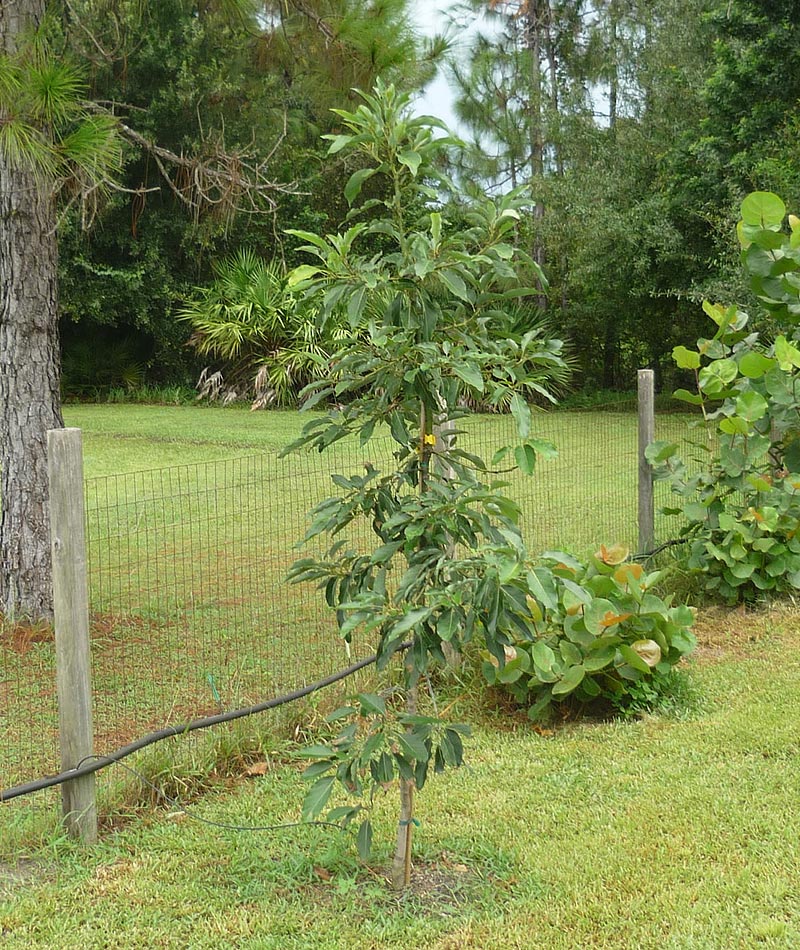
(452, 362), (484, 392)
(515, 443), (536, 476)
(672, 346), (701, 370)
(498, 654), (530, 684)
(672, 389), (704, 406)
(559, 640), (582, 666)
(719, 417), (751, 436)
(358, 693), (386, 716)
(437, 608), (461, 642)
(617, 644), (652, 675)
(532, 641), (556, 670)
(738, 352), (776, 379)
(397, 732), (429, 762)
(344, 167), (376, 205)
(735, 390), (768, 423)
(327, 805), (360, 824)
(302, 759), (336, 780)
(326, 134), (354, 154)
(356, 820), (373, 860)
(551, 664), (585, 697)
(297, 744), (335, 758)
(430, 211), (442, 246)
(528, 438), (558, 460)
(741, 192), (786, 229)
(398, 149), (421, 177)
(438, 268), (470, 301)
(302, 776), (335, 820)
(509, 393), (532, 441)
(583, 598), (616, 636)
(582, 645), (616, 671)
(286, 264), (321, 286)
(389, 606), (432, 637)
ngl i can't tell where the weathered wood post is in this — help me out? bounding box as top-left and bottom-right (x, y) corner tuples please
(48, 427), (97, 844)
(638, 369), (656, 556)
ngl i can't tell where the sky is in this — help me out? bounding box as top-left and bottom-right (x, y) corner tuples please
(410, 0), (495, 134)
(411, 0), (459, 128)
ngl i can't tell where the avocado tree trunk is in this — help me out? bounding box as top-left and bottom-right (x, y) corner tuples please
(0, 0), (63, 621)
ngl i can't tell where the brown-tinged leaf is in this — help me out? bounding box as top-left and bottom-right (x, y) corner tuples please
(632, 639), (662, 668)
(614, 563), (644, 584)
(600, 610), (633, 628)
(596, 543), (629, 565)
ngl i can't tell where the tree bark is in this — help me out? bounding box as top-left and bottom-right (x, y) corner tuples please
(0, 0), (63, 621)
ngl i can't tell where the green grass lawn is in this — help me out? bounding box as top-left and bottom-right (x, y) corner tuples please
(1, 405), (699, 821)
(1, 606), (798, 949)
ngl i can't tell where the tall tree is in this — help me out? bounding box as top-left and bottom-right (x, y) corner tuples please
(0, 2), (122, 618)
(1, 0), (444, 621)
(0, 1), (59, 620)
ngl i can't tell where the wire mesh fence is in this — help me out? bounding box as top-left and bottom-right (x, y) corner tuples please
(1, 401), (703, 807)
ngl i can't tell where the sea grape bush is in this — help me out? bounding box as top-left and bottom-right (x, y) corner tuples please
(482, 544), (696, 720)
(648, 192), (800, 603)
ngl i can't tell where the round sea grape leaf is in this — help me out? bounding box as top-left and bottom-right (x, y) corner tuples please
(741, 192), (786, 229)
(532, 640), (557, 671)
(673, 345), (701, 370)
(617, 644), (652, 674)
(595, 543), (629, 565)
(551, 664), (585, 697)
(583, 597), (616, 635)
(631, 639), (662, 668)
(559, 640), (583, 666)
(738, 351), (776, 379)
(582, 646), (616, 671)
(735, 390), (768, 422)
(719, 416), (751, 436)
(699, 358), (738, 393)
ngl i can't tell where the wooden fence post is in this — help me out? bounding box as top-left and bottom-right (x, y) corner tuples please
(638, 369), (655, 556)
(48, 427), (97, 844)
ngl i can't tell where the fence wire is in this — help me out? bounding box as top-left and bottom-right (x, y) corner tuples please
(1, 403), (702, 803)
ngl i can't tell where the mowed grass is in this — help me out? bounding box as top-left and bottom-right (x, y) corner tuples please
(1, 606), (798, 949)
(1, 405), (697, 820)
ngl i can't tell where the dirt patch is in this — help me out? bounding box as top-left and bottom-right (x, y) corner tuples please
(299, 856), (483, 914)
(0, 622), (54, 656)
(691, 602), (800, 663)
(0, 859), (50, 898)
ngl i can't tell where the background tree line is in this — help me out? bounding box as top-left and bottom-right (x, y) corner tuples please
(56, 0), (799, 399)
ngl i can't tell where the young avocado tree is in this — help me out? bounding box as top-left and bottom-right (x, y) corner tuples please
(283, 81), (568, 888)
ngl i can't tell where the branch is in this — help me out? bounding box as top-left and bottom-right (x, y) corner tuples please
(86, 102), (304, 220)
(285, 0), (337, 43)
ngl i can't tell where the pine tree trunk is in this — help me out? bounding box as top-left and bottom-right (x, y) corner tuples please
(0, 0), (63, 621)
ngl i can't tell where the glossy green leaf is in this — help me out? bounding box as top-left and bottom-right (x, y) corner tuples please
(735, 390), (768, 422)
(356, 820), (373, 860)
(509, 393), (531, 441)
(672, 389), (704, 406)
(551, 664), (585, 696)
(344, 167), (376, 205)
(673, 345), (701, 370)
(515, 443), (536, 476)
(398, 149), (421, 177)
(302, 776), (335, 820)
(738, 352), (776, 378)
(741, 191), (786, 228)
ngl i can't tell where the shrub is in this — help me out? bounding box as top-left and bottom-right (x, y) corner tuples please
(648, 192), (800, 603)
(481, 544), (696, 721)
